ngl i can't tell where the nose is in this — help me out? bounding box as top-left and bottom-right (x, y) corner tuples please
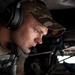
(35, 36), (43, 44)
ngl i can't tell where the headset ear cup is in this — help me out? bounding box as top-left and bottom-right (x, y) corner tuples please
(14, 6), (23, 30)
(3, 2), (23, 30)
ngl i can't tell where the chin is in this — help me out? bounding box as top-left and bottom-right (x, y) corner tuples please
(24, 49), (31, 54)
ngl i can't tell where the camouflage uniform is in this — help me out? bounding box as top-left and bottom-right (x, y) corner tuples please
(0, 44), (28, 75)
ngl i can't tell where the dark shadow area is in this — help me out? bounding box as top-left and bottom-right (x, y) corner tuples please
(50, 8), (75, 30)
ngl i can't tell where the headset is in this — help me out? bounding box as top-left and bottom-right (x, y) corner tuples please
(2, 0), (24, 30)
(1, 0), (46, 31)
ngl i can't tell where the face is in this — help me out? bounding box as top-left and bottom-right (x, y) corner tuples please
(10, 14), (48, 54)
